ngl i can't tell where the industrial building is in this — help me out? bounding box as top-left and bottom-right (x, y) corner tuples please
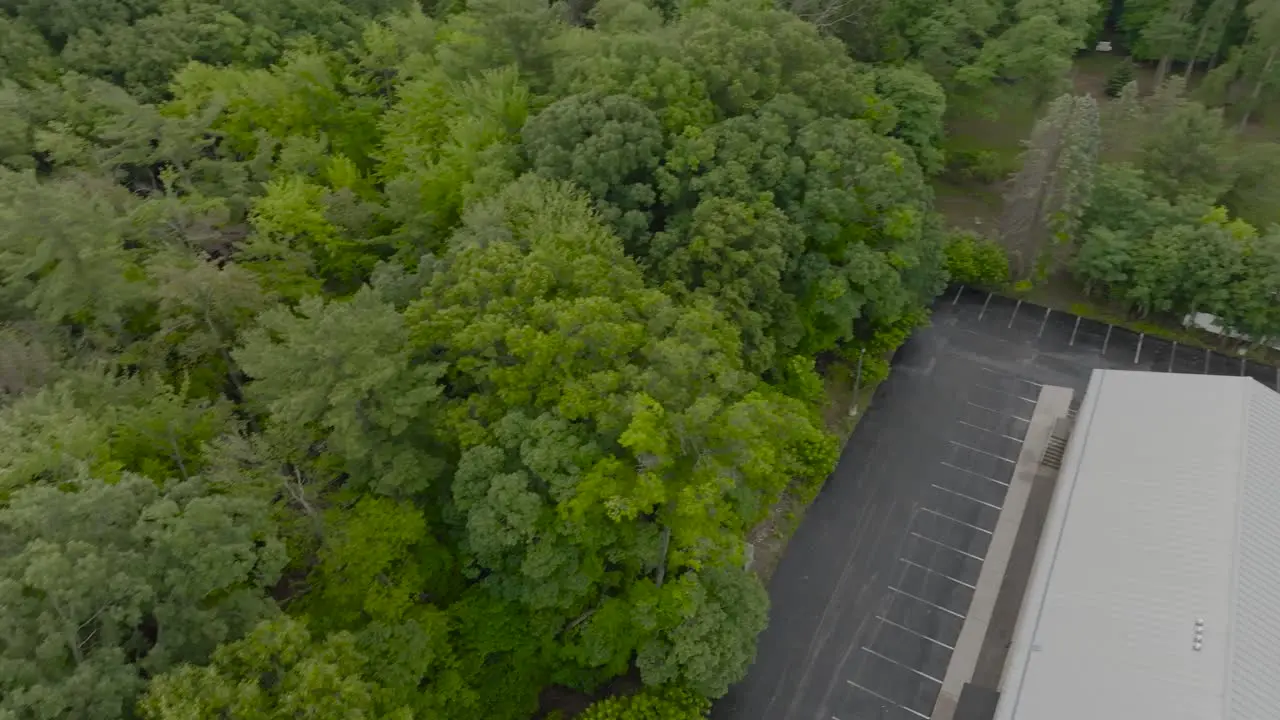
(955, 370), (1280, 720)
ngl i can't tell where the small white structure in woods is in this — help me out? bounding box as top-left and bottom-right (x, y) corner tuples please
(1182, 312), (1280, 353)
(994, 370), (1280, 720)
(1095, 40), (1113, 52)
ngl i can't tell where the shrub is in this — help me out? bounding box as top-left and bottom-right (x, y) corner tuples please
(578, 687), (709, 720)
(1105, 60), (1136, 98)
(946, 148), (1017, 184)
(943, 230), (1010, 287)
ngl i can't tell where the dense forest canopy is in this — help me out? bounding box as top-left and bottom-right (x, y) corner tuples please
(0, 0), (959, 717)
(5, 0), (1280, 717)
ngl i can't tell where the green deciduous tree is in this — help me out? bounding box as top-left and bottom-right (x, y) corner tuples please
(1185, 0), (1240, 81)
(1139, 98), (1236, 202)
(522, 93), (665, 248)
(0, 2), (961, 716)
(660, 97), (942, 354)
(635, 565), (769, 697)
(648, 195), (804, 372)
(958, 0), (1096, 102)
(0, 474), (285, 720)
(676, 1), (880, 121)
(235, 287), (447, 497)
(406, 176), (835, 699)
(873, 66), (947, 174)
(0, 371), (232, 493)
(1140, 0), (1197, 86)
(943, 230), (1010, 286)
(880, 0), (1003, 87)
(433, 0), (564, 93)
(307, 496), (456, 630)
(377, 65), (527, 255)
(139, 616), (409, 720)
(144, 252), (270, 395)
(553, 14), (716, 136)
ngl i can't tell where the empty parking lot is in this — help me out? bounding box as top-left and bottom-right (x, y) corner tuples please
(713, 287), (1277, 720)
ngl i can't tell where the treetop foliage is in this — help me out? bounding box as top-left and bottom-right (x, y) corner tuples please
(0, 0), (958, 718)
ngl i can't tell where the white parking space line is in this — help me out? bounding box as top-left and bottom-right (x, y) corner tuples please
(920, 507), (994, 535)
(948, 440), (1017, 464)
(940, 461), (1011, 487)
(956, 420), (1024, 444)
(973, 383), (1039, 404)
(875, 609), (957, 650)
(888, 586), (967, 619)
(900, 557), (977, 590)
(910, 532), (985, 561)
(978, 292), (992, 320)
(859, 646), (943, 684)
(1007, 299), (1022, 328)
(846, 681), (931, 720)
(931, 483), (1002, 512)
(965, 401), (1031, 424)
(980, 367), (1043, 387)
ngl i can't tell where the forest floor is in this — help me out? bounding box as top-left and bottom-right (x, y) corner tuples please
(934, 51), (1280, 365)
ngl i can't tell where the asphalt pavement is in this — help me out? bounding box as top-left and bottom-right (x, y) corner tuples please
(713, 287), (1277, 720)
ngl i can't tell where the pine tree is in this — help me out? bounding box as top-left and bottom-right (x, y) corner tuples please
(1106, 59), (1136, 96)
(1102, 80), (1145, 157)
(1000, 93), (1101, 281)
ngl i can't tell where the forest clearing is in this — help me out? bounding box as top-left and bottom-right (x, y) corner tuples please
(1, 0), (1278, 718)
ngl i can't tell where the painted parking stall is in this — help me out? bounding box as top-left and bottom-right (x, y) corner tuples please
(835, 371), (1033, 720)
(714, 289), (1279, 720)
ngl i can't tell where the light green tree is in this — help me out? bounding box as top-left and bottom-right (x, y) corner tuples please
(140, 616), (409, 720)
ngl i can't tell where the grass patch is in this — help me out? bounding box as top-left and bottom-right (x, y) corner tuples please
(933, 178), (1002, 233)
(936, 84), (1043, 234)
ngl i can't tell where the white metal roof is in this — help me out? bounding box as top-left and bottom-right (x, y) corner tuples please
(995, 369), (1280, 720)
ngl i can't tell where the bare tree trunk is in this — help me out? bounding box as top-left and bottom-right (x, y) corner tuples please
(1240, 45), (1278, 129)
(1156, 54), (1174, 88)
(286, 465), (325, 538)
(1185, 23), (1211, 81)
(1155, 0), (1196, 88)
(1187, 0), (1240, 82)
(166, 423), (189, 482)
(787, 0), (880, 33)
(654, 525), (672, 587)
